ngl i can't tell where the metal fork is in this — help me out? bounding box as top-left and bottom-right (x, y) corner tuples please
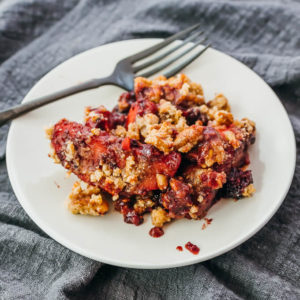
(0, 23), (210, 126)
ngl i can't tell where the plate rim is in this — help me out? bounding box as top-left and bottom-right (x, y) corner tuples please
(6, 38), (296, 269)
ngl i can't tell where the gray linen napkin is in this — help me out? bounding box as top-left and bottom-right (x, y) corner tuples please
(0, 0), (299, 299)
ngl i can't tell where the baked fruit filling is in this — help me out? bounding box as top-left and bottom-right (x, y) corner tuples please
(46, 74), (256, 236)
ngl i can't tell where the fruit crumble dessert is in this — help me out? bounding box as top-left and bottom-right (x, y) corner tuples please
(46, 74), (256, 237)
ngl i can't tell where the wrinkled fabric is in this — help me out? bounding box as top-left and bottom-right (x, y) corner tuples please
(0, 0), (299, 299)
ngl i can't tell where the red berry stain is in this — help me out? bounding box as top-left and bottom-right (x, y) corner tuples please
(202, 217), (213, 230)
(176, 246), (183, 252)
(54, 181), (60, 189)
(185, 242), (200, 255)
(205, 217), (213, 224)
(149, 227), (164, 238)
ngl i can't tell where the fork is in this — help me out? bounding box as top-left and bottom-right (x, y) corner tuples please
(0, 23), (210, 126)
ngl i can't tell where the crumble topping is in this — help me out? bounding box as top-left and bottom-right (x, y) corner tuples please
(204, 143), (226, 167)
(68, 181), (109, 215)
(151, 207), (171, 227)
(239, 118), (256, 134)
(47, 74), (256, 238)
(173, 124), (203, 153)
(135, 74), (204, 107)
(208, 93), (231, 112)
(158, 99), (182, 124)
(144, 122), (174, 154)
(189, 205), (200, 219)
(123, 155), (138, 185)
(90, 164), (126, 193)
(127, 122), (140, 140)
(242, 183), (256, 197)
(113, 125), (127, 137)
(213, 110), (234, 126)
(135, 113), (159, 138)
(134, 196), (155, 214)
(223, 130), (240, 149)
(91, 128), (101, 136)
(84, 105), (107, 122)
(90, 169), (104, 182)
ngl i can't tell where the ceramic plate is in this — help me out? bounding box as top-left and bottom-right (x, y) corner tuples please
(6, 39), (296, 269)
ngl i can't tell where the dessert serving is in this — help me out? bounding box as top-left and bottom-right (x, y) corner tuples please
(46, 74), (256, 237)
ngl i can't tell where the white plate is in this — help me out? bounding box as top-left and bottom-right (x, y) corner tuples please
(6, 39), (296, 269)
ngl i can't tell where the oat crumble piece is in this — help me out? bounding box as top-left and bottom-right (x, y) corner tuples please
(151, 207), (171, 227)
(207, 93), (231, 112)
(158, 99), (182, 123)
(144, 122), (175, 153)
(135, 113), (159, 137)
(127, 122), (140, 140)
(90, 169), (104, 182)
(174, 125), (203, 153)
(242, 184), (256, 197)
(123, 155), (138, 184)
(68, 181), (109, 215)
(189, 205), (199, 219)
(204, 145), (226, 167)
(239, 118), (256, 134)
(91, 128), (101, 136)
(113, 125), (127, 137)
(134, 197), (155, 214)
(84, 105), (107, 123)
(213, 110), (234, 126)
(223, 130), (240, 149)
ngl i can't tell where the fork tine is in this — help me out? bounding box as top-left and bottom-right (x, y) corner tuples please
(162, 44), (210, 78)
(127, 23), (201, 63)
(133, 30), (204, 73)
(138, 38), (207, 78)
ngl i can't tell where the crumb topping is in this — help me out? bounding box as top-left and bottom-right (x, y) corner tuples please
(208, 93), (231, 112)
(151, 207), (171, 227)
(174, 125), (203, 153)
(48, 73), (256, 237)
(127, 122), (140, 140)
(144, 122), (175, 154)
(113, 125), (127, 137)
(242, 183), (256, 197)
(68, 181), (109, 215)
(136, 113), (159, 138)
(158, 99), (182, 124)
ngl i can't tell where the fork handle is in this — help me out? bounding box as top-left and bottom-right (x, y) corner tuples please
(0, 75), (114, 127)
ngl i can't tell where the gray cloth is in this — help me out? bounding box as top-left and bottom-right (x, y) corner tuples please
(0, 0), (299, 299)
